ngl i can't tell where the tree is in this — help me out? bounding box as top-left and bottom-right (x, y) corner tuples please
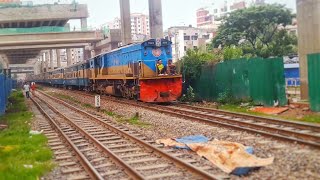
(181, 49), (215, 86)
(223, 46), (243, 60)
(212, 4), (296, 58)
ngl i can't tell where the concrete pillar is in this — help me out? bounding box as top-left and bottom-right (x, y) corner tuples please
(50, 49), (54, 70)
(45, 52), (49, 72)
(81, 18), (88, 30)
(56, 49), (61, 68)
(40, 56), (43, 73)
(34, 61), (39, 75)
(67, 48), (72, 66)
(149, 0), (163, 38)
(91, 50), (96, 58)
(119, 0), (132, 45)
(296, 0), (320, 100)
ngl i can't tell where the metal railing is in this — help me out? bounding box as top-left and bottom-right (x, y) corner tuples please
(0, 26), (102, 35)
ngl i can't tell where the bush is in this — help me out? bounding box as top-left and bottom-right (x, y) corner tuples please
(217, 90), (254, 105)
(217, 90), (232, 104)
(180, 86), (196, 102)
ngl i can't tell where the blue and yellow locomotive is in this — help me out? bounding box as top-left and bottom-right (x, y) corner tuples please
(29, 39), (182, 102)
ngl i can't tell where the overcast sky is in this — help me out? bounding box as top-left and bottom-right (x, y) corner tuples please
(32, 0), (296, 29)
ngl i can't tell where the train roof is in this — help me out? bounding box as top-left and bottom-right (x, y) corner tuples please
(92, 38), (172, 59)
(45, 39), (172, 73)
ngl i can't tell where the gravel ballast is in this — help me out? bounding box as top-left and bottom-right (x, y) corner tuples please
(43, 88), (320, 179)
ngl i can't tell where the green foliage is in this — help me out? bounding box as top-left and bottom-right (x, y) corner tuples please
(181, 49), (215, 85)
(212, 4), (296, 58)
(0, 91), (54, 179)
(216, 90), (254, 105)
(117, 113), (151, 128)
(217, 90), (232, 104)
(180, 86), (196, 102)
(83, 103), (93, 108)
(223, 46), (243, 60)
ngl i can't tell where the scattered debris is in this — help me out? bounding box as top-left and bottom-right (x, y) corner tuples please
(29, 130), (43, 135)
(240, 103), (250, 107)
(251, 107), (289, 115)
(289, 105), (296, 109)
(23, 164), (33, 169)
(156, 135), (209, 149)
(188, 140), (273, 175)
(302, 107), (310, 111)
(156, 135), (274, 175)
(0, 124), (8, 129)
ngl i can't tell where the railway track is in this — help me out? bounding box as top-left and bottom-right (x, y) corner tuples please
(34, 91), (228, 180)
(31, 97), (103, 179)
(63, 90), (320, 149)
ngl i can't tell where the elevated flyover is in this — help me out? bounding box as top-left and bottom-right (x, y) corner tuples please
(0, 4), (88, 28)
(0, 3), (96, 66)
(0, 31), (103, 64)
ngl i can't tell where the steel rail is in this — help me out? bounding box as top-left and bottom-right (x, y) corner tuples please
(34, 94), (145, 180)
(67, 91), (320, 149)
(178, 104), (320, 132)
(30, 96), (104, 180)
(38, 90), (224, 180)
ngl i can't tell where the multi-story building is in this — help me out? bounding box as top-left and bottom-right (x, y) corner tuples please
(196, 8), (212, 28)
(196, 0), (266, 36)
(164, 26), (213, 62)
(199, 0), (265, 20)
(60, 48), (84, 64)
(103, 13), (150, 42)
(0, 0), (20, 4)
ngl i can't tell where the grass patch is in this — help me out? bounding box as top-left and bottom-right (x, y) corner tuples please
(293, 114), (320, 124)
(83, 103), (94, 108)
(218, 104), (264, 116)
(36, 86), (44, 91)
(117, 114), (151, 128)
(52, 93), (80, 104)
(102, 109), (121, 118)
(0, 91), (54, 179)
(51, 92), (150, 128)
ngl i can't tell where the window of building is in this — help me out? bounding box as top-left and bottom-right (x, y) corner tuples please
(184, 36), (190, 40)
(191, 36), (198, 40)
(184, 46), (187, 51)
(202, 35), (210, 39)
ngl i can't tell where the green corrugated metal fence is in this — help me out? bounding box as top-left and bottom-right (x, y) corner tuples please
(195, 57), (287, 106)
(307, 53), (320, 112)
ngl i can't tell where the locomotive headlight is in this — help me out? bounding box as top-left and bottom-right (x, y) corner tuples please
(144, 51), (148, 56)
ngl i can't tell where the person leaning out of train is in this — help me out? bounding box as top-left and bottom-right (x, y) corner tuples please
(157, 59), (166, 75)
(167, 59), (176, 75)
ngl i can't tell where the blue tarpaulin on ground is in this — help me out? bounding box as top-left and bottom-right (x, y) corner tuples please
(175, 135), (209, 149)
